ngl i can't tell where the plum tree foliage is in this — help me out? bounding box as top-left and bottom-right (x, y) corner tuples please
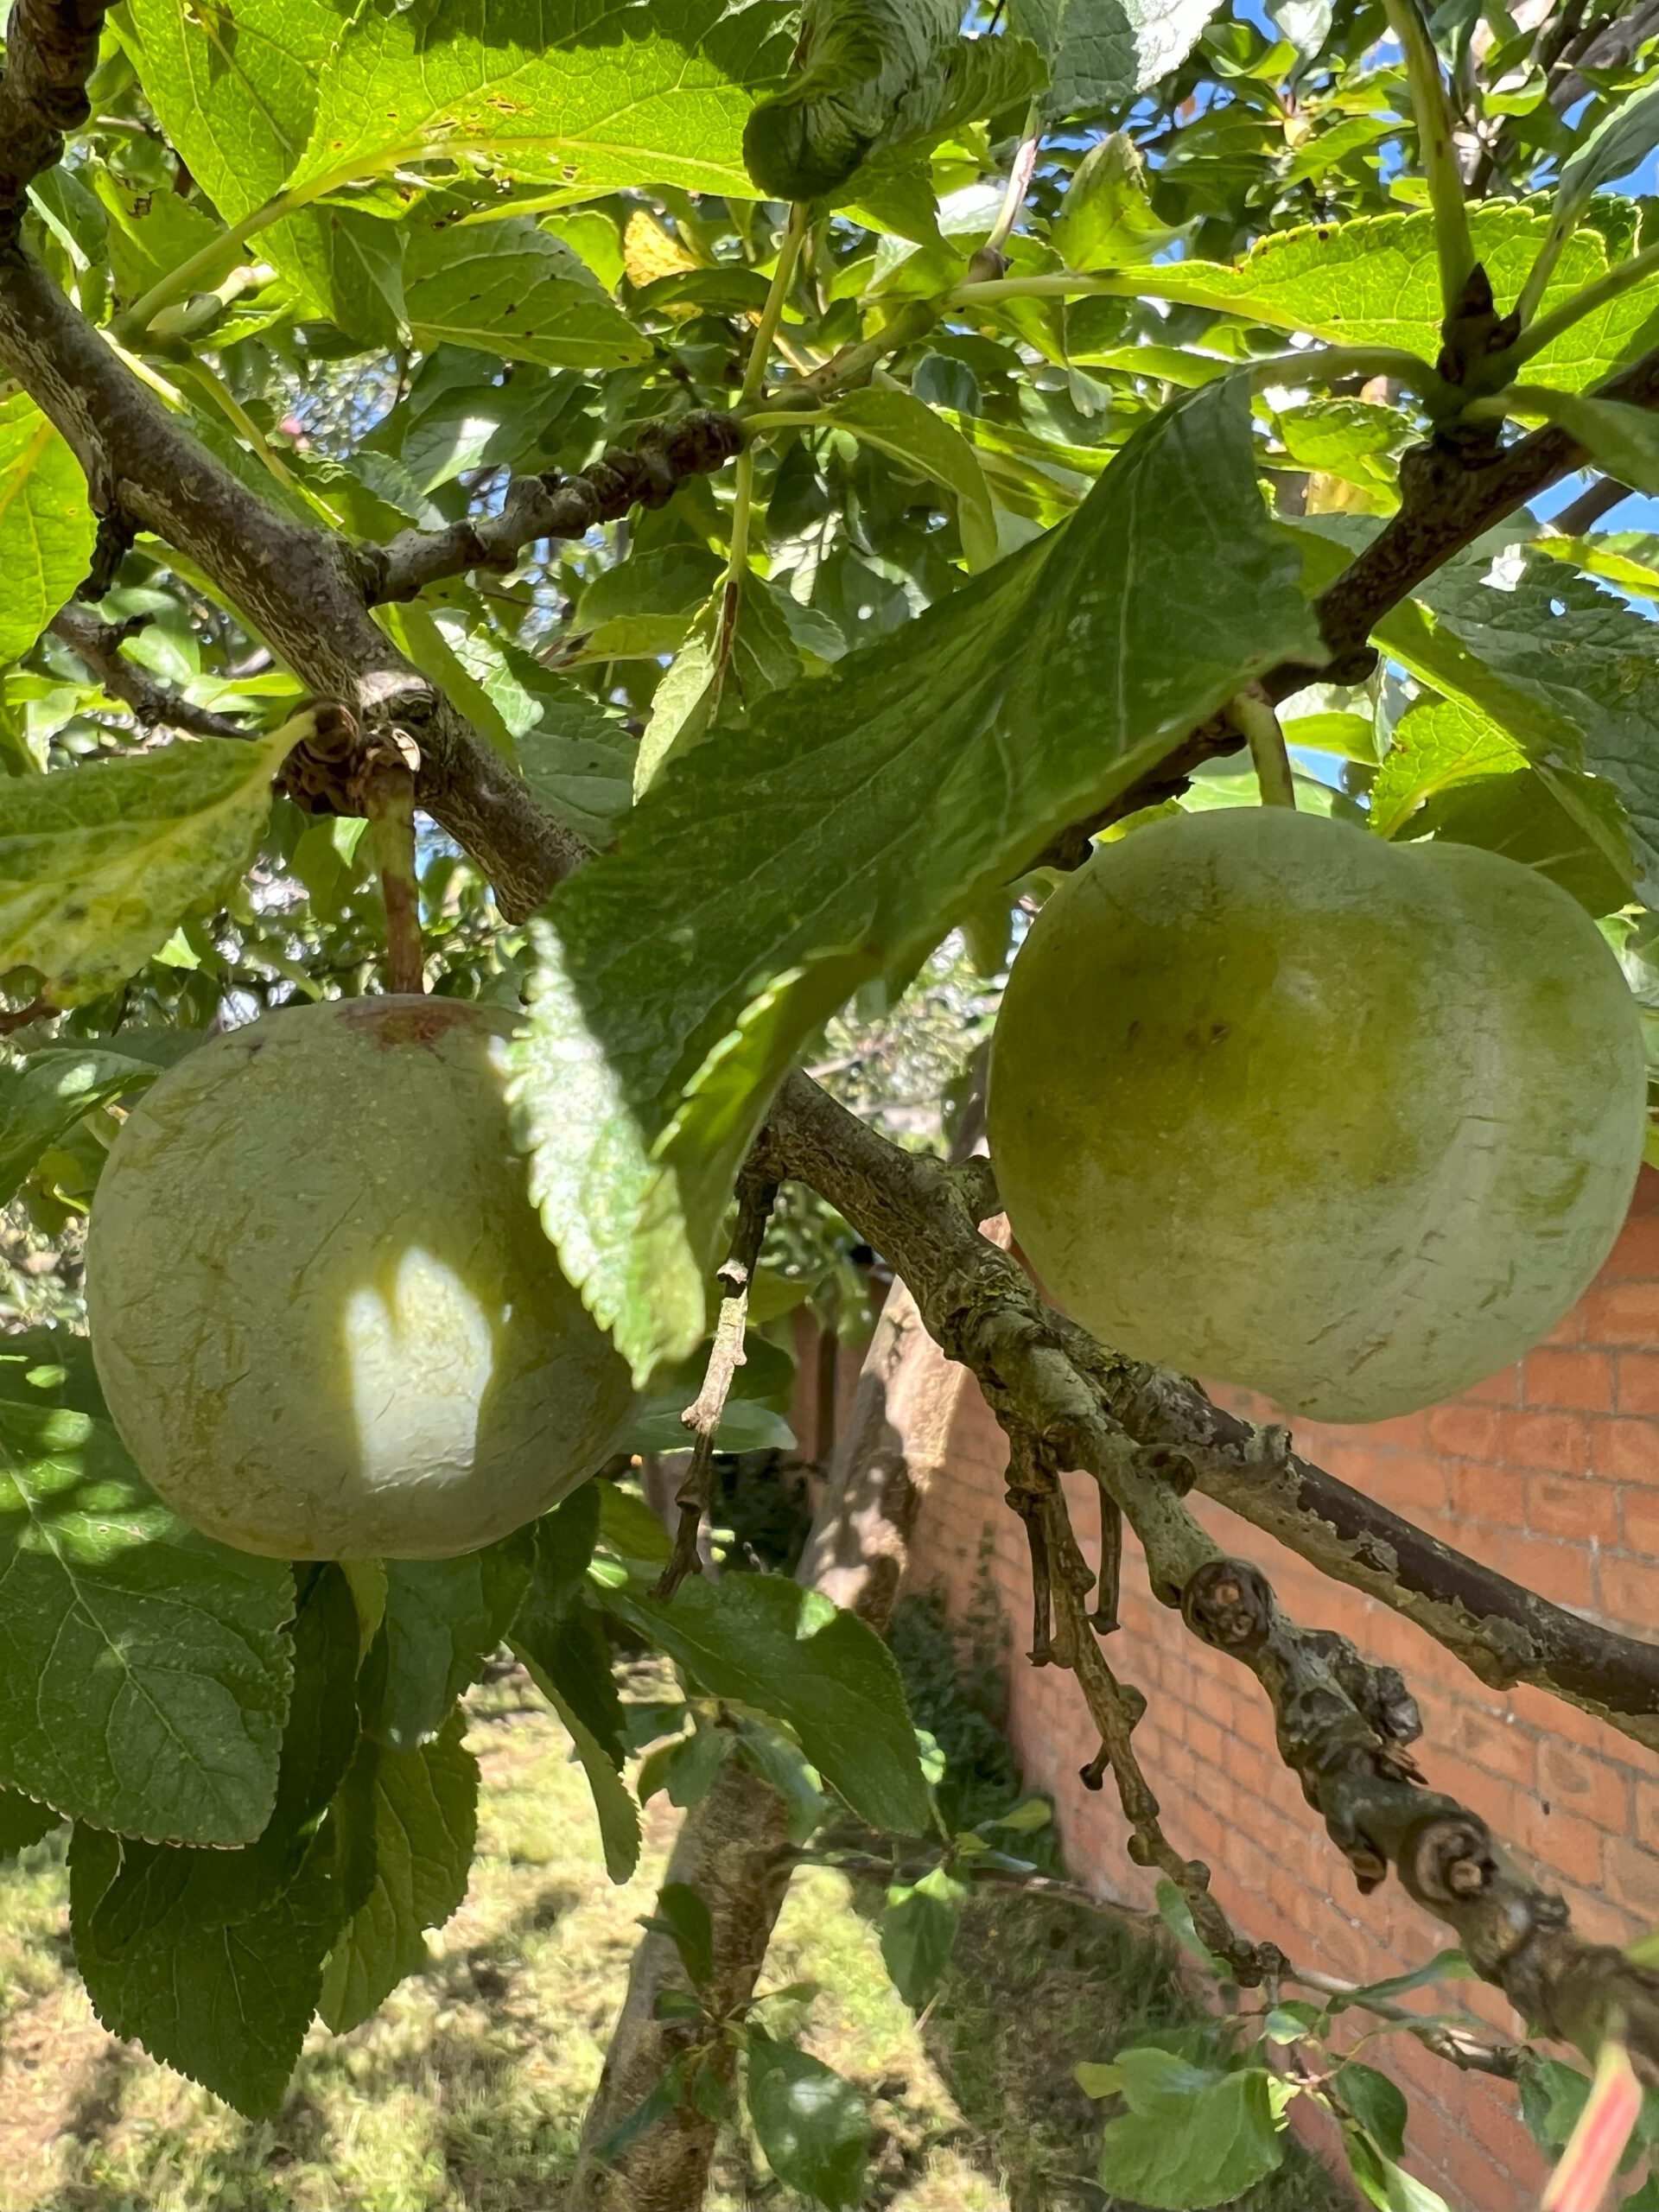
(1, 0), (1659, 2203)
(990, 808), (1647, 1421)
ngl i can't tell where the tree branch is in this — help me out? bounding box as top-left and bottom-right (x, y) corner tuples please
(0, 242), (585, 918)
(760, 1073), (1659, 2069)
(0, 0), (109, 232)
(762, 1077), (1659, 1751)
(365, 413), (745, 605)
(48, 602), (252, 739)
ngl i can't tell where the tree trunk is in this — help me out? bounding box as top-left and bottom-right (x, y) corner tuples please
(567, 1275), (969, 2210)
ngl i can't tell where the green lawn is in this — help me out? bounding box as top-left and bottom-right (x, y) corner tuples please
(0, 1652), (1333, 2211)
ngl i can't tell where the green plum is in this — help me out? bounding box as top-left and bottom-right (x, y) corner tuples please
(987, 808), (1646, 1422)
(87, 996), (633, 1558)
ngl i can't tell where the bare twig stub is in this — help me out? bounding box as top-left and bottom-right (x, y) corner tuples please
(655, 1168), (780, 1601)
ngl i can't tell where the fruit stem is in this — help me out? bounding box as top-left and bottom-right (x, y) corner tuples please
(364, 750), (424, 995)
(1231, 686), (1299, 810)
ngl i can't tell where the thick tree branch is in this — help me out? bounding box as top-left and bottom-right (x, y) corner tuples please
(49, 602), (251, 739)
(0, 244), (585, 917)
(0, 0), (109, 230)
(763, 1079), (1659, 1751)
(760, 1074), (1659, 2069)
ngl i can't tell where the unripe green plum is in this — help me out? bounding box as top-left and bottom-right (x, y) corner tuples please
(86, 997), (633, 1559)
(987, 809), (1646, 1423)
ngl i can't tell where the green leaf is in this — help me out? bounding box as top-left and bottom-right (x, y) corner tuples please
(0, 1787), (59, 1859)
(70, 1816), (342, 2120)
(118, 0), (343, 222)
(1052, 132), (1191, 265)
(611, 1577), (931, 1835)
(1519, 2050), (1592, 2154)
(1343, 2128), (1455, 2212)
(365, 1531), (536, 1750)
(1134, 204), (1659, 388)
(638, 1719), (729, 1810)
(1535, 392), (1659, 498)
(510, 1497), (639, 1880)
(0, 1039), (177, 1205)
(512, 675), (640, 848)
(511, 1491), (626, 1766)
(830, 389), (997, 571)
(648, 1879), (715, 1990)
(880, 1864), (965, 2009)
(733, 1716), (829, 1846)
(65, 1566), (359, 2119)
(575, 545), (726, 658)
(632, 569), (807, 794)
(1395, 552), (1659, 901)
(1153, 1878), (1230, 1977)
(1011, 0), (1224, 119)
(745, 2026), (871, 2212)
(1095, 2049), (1289, 2210)
(1323, 1949), (1473, 2011)
(512, 377), (1319, 1382)
(1370, 694), (1632, 913)
(1335, 2063), (1409, 2162)
(270, 203), (407, 350)
(376, 603), (518, 756)
(0, 1327), (105, 1415)
(292, 0), (797, 204)
(742, 1), (1041, 202)
(318, 1709), (479, 2034)
(0, 1395), (292, 1844)
(0, 396), (95, 668)
(531, 1669), (642, 1884)
(0, 725), (292, 1005)
(1276, 398), (1408, 497)
(404, 207), (649, 370)
(1262, 2000), (1322, 2042)
(1558, 84), (1659, 219)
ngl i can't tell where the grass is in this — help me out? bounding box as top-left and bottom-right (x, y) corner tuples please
(0, 1629), (1338, 2211)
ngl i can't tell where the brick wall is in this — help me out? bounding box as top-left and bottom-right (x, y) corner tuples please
(905, 1169), (1659, 2212)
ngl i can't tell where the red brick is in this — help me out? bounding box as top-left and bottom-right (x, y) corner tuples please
(1437, 2124), (1522, 2212)
(1591, 1417), (1659, 1487)
(1497, 1409), (1591, 1471)
(1604, 1835), (1659, 1922)
(1599, 1553), (1658, 1630)
(1509, 1793), (1602, 1885)
(1448, 1707), (1535, 1789)
(1602, 1211), (1659, 1279)
(1460, 1364), (1524, 1406)
(1426, 1403), (1506, 1459)
(1486, 1529), (1595, 1611)
(1525, 1473), (1619, 1544)
(1580, 1281), (1659, 1346)
(1373, 1452), (1450, 1518)
(1537, 1740), (1630, 1831)
(1448, 1460), (1522, 1524)
(1556, 1875), (1642, 1950)
(1618, 1352), (1659, 1414)
(1541, 1303), (1586, 1348)
(1621, 1485), (1659, 1555)
(1522, 1348), (1615, 1412)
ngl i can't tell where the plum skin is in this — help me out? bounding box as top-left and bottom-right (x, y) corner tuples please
(987, 809), (1646, 1423)
(86, 995), (634, 1559)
